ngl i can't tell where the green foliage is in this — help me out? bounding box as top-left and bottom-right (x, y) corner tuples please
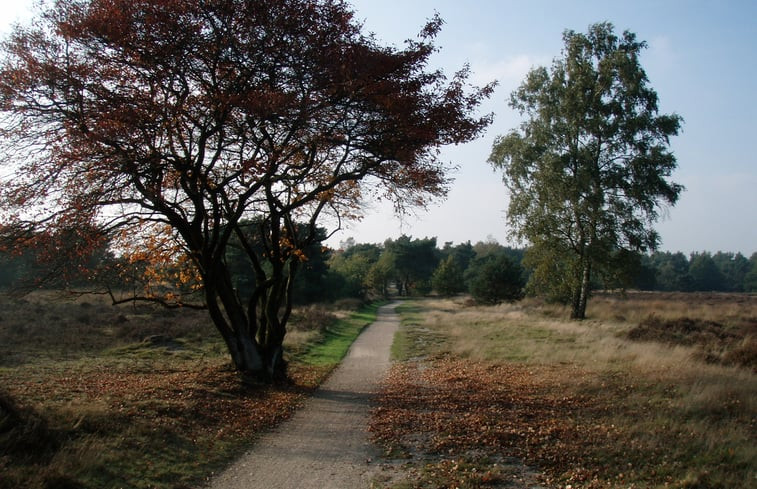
(596, 248), (646, 291)
(225, 220), (333, 304)
(466, 253), (526, 304)
(711, 251), (750, 292)
(634, 250), (756, 293)
(746, 253), (757, 292)
(0, 229), (117, 290)
(522, 241), (576, 303)
(439, 241), (476, 271)
(431, 256), (465, 296)
(649, 251), (693, 291)
(365, 253), (394, 298)
(291, 247), (333, 305)
(0, 250), (33, 288)
(489, 22), (683, 318)
(328, 253), (372, 298)
(688, 252), (725, 292)
(633, 254), (658, 291)
(328, 243), (383, 299)
(384, 236), (440, 296)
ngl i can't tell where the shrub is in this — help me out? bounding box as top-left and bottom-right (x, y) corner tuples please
(332, 298), (365, 311)
(627, 315), (757, 370)
(466, 254), (525, 304)
(288, 305), (337, 332)
(432, 256), (465, 296)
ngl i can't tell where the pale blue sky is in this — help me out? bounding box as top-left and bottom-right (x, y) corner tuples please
(2, 1), (755, 255)
(346, 0), (757, 255)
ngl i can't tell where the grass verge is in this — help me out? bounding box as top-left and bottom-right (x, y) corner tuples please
(389, 302), (445, 361)
(297, 301), (384, 366)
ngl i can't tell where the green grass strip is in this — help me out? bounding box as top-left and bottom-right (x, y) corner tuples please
(390, 301), (422, 361)
(390, 300), (449, 361)
(297, 301), (385, 366)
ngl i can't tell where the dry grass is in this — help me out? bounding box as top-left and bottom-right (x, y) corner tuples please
(374, 293), (756, 488)
(413, 293), (757, 372)
(1, 358), (327, 489)
(587, 291), (757, 324)
(0, 291), (217, 368)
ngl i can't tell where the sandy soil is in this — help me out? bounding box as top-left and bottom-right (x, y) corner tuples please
(207, 302), (400, 489)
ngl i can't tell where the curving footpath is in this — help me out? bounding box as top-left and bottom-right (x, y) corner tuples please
(208, 302), (400, 489)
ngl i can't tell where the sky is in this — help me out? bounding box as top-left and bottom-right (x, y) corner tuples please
(1, 1), (755, 255)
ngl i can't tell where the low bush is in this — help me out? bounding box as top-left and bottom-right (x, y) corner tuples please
(627, 314), (757, 370)
(288, 305), (338, 332)
(332, 297), (366, 311)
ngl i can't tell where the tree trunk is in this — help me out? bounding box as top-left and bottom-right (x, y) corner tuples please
(217, 317), (287, 382)
(571, 261), (591, 320)
(263, 343), (288, 382)
(208, 293), (265, 374)
(207, 264), (267, 376)
(225, 331), (264, 373)
(203, 218), (303, 382)
(570, 281), (582, 320)
(259, 302), (289, 381)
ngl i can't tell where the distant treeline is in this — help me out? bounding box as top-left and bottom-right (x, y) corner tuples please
(1, 234), (755, 304)
(634, 251), (757, 293)
(0, 234), (527, 304)
(326, 237), (526, 304)
(325, 241), (757, 298)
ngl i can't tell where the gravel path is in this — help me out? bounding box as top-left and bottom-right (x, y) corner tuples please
(207, 302), (400, 489)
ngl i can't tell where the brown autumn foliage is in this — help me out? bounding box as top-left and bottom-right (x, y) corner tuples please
(370, 358), (749, 489)
(370, 361), (608, 488)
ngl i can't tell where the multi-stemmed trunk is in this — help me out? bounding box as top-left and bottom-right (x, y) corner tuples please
(203, 257), (297, 381)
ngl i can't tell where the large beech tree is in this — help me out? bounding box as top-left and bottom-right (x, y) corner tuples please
(488, 23), (682, 319)
(0, 0), (492, 378)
